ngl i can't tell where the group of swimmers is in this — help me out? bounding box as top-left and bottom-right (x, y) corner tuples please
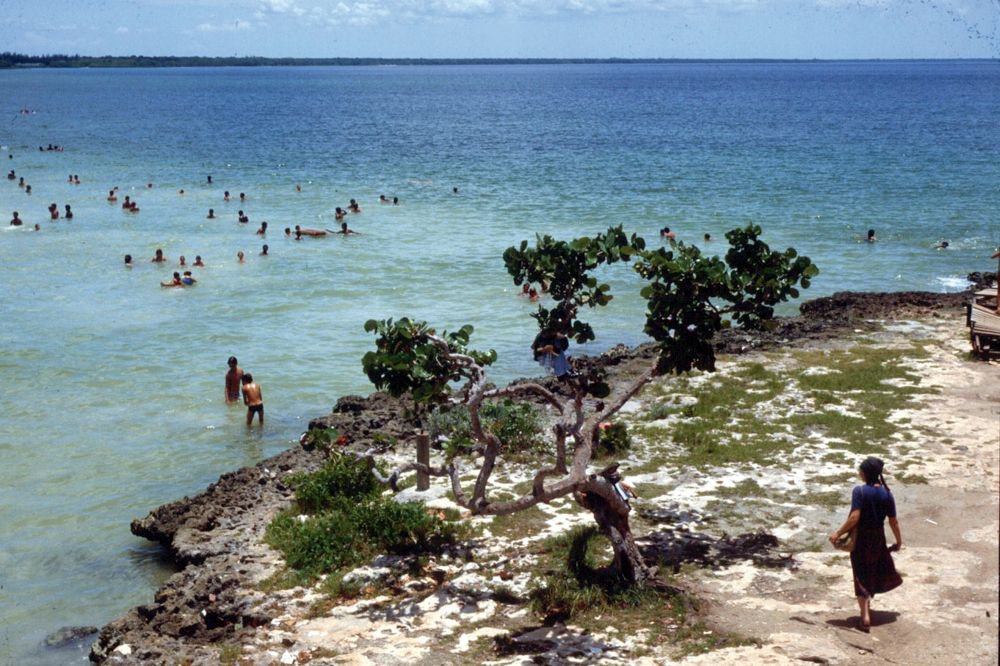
(866, 228), (949, 248)
(659, 227), (714, 243)
(136, 249), (204, 287)
(8, 169), (33, 195)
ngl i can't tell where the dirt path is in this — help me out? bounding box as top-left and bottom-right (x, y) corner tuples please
(671, 319), (999, 666)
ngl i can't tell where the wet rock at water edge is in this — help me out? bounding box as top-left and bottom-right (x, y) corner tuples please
(44, 625), (98, 648)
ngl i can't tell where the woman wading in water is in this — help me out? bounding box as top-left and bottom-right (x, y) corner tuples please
(829, 457), (903, 631)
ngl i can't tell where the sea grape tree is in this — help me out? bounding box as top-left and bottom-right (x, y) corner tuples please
(359, 224), (817, 585)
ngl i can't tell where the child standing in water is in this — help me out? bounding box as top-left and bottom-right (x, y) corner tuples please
(241, 373), (264, 426)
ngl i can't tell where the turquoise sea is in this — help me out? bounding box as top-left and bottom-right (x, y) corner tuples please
(0, 62), (997, 664)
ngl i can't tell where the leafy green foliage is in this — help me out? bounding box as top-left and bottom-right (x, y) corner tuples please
(428, 399), (546, 459)
(595, 422), (632, 458)
(299, 428), (340, 453)
(504, 223), (816, 381)
(722, 225), (819, 329)
(266, 452), (464, 579)
(362, 318), (496, 405)
(635, 224), (818, 374)
(503, 225), (645, 343)
(287, 453), (381, 513)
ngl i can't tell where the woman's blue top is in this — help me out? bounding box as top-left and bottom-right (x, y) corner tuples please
(851, 484), (896, 528)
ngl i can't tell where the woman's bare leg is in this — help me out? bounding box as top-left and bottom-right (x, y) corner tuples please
(856, 596), (871, 628)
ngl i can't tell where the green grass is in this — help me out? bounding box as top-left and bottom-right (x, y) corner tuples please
(487, 505), (552, 540)
(711, 479), (767, 498)
(634, 341), (939, 470)
(672, 621), (760, 657)
(256, 567), (313, 593)
(895, 471), (930, 484)
(217, 644), (241, 664)
(529, 526), (677, 623)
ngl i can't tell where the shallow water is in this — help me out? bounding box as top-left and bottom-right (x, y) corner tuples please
(0, 62), (997, 664)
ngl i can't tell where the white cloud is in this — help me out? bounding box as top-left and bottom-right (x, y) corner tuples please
(253, 0), (786, 27)
(196, 18), (256, 32)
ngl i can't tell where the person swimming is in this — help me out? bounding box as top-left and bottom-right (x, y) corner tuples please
(152, 248), (166, 263)
(867, 229), (877, 243)
(10, 211), (22, 226)
(107, 190), (118, 203)
(161, 271), (183, 287)
(295, 225), (328, 238)
(181, 271), (196, 285)
(64, 204), (73, 220)
(935, 240), (950, 249)
(124, 254), (133, 267)
(207, 208), (216, 219)
(256, 222), (268, 235)
(193, 255), (205, 267)
(260, 244), (269, 256)
(238, 210), (249, 224)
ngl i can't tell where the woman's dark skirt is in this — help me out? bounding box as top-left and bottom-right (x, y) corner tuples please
(850, 525), (903, 598)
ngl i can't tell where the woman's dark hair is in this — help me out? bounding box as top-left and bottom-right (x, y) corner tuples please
(860, 456), (889, 490)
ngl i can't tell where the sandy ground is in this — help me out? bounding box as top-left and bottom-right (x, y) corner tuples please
(678, 321), (999, 666)
(212, 315), (1000, 666)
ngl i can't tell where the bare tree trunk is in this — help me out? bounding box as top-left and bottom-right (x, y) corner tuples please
(577, 476), (650, 586)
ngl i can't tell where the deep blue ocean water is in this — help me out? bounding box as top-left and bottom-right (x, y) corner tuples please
(0, 61), (997, 664)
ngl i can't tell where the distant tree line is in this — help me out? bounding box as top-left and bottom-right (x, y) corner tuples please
(0, 52), (847, 69)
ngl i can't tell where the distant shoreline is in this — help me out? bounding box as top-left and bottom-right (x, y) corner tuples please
(1, 54), (997, 69)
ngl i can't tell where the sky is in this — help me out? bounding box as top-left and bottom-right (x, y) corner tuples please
(1, 0), (998, 59)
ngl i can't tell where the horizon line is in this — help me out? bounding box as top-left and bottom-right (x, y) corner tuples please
(2, 53), (997, 68)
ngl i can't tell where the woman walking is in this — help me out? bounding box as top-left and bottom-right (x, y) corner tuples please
(829, 456), (903, 631)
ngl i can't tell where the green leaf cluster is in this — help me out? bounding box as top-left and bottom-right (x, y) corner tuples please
(504, 223), (816, 377)
(503, 225), (645, 343)
(635, 224), (817, 374)
(361, 318), (496, 405)
(595, 422), (632, 459)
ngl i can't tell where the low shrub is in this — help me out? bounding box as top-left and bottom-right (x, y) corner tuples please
(299, 427), (339, 452)
(288, 453), (381, 513)
(595, 422), (632, 458)
(267, 510), (359, 576)
(266, 451), (464, 581)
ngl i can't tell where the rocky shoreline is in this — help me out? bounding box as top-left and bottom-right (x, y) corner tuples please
(87, 286), (987, 665)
